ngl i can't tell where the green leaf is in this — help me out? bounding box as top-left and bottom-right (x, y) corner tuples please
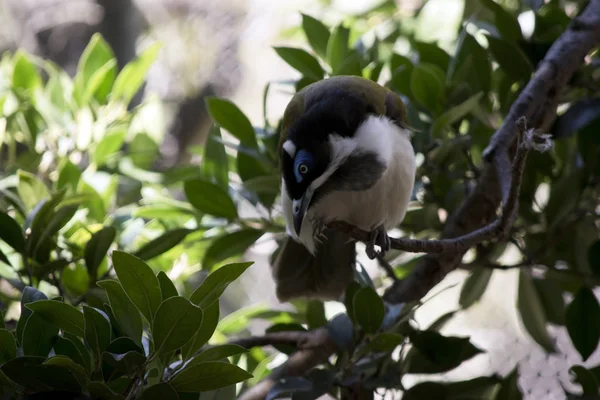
(431, 92), (484, 137)
(485, 35), (533, 82)
(353, 286), (384, 334)
(83, 59), (117, 104)
(85, 226), (116, 281)
(83, 306), (112, 362)
(17, 170), (50, 211)
(12, 50), (42, 90)
(22, 310), (59, 357)
(141, 383), (179, 400)
(111, 251), (162, 323)
(42, 355), (88, 392)
(93, 129), (126, 167)
(112, 42), (162, 105)
(171, 361), (252, 392)
(0, 356), (49, 392)
(480, 0), (523, 42)
(326, 24), (350, 73)
(102, 351), (146, 380)
(204, 97), (257, 146)
(450, 33), (492, 95)
(158, 271), (178, 300)
(273, 47), (324, 81)
(63, 333), (93, 375)
(566, 287), (600, 361)
(407, 330), (483, 374)
(364, 332), (404, 353)
(75, 33), (115, 103)
(16, 287), (48, 346)
(189, 262), (253, 309)
(458, 266), (493, 309)
(589, 240), (600, 276)
(188, 344), (247, 366)
(153, 296), (204, 355)
(57, 159), (82, 192)
(306, 300), (327, 329)
(0, 211), (25, 252)
(202, 125), (229, 189)
(53, 336), (87, 372)
(134, 228), (193, 261)
(517, 269), (555, 352)
(202, 229), (264, 270)
(333, 52), (363, 76)
(88, 381), (126, 400)
(344, 281), (361, 325)
(182, 300), (220, 360)
(532, 278), (565, 325)
(410, 63), (445, 115)
(414, 41), (450, 72)
(26, 300), (85, 337)
(184, 179), (237, 220)
(97, 280), (143, 346)
(301, 14), (330, 59)
(0, 329), (16, 364)
(569, 365), (599, 397)
(496, 367), (522, 400)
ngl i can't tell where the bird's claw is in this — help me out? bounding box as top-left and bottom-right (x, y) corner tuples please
(365, 225), (390, 260)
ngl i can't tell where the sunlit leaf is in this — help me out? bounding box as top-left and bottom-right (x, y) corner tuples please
(153, 296), (204, 355)
(171, 361), (252, 392)
(184, 179), (238, 220)
(274, 47), (325, 81)
(190, 262), (253, 309)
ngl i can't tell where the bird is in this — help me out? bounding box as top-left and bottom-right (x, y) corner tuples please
(270, 75), (416, 303)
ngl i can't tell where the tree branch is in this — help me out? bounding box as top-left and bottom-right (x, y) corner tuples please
(239, 3), (600, 398)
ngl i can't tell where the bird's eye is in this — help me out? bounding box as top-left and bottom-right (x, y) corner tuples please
(298, 163), (309, 175)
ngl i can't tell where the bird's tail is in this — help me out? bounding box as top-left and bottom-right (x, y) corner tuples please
(270, 227), (356, 303)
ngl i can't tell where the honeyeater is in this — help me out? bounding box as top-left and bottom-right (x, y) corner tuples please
(271, 75), (416, 302)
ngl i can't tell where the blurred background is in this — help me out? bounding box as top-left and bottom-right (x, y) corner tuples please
(0, 0), (598, 399)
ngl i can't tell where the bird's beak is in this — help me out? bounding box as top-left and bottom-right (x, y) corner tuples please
(292, 189), (313, 236)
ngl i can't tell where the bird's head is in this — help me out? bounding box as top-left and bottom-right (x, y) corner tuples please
(278, 76), (407, 237)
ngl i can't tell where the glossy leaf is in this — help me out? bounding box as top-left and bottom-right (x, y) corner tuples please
(588, 240), (600, 276)
(274, 47), (324, 81)
(17, 170), (50, 211)
(480, 0), (523, 42)
(75, 33), (115, 103)
(353, 286), (384, 334)
(85, 226), (116, 280)
(0, 329), (16, 364)
(134, 228), (193, 261)
(22, 311), (58, 357)
(26, 300), (85, 337)
(53, 336), (87, 372)
(202, 125), (229, 189)
(111, 251), (162, 323)
(202, 229), (264, 269)
(184, 179), (237, 220)
(171, 361), (252, 392)
(182, 300), (220, 360)
(12, 50), (42, 90)
(141, 383), (179, 400)
(112, 42), (162, 105)
(326, 24), (350, 73)
(97, 280), (143, 346)
(364, 332), (404, 353)
(153, 296), (204, 355)
(431, 92), (484, 138)
(189, 262), (253, 309)
(566, 287), (600, 361)
(485, 35), (533, 82)
(344, 281), (361, 324)
(158, 271), (178, 300)
(204, 96), (257, 146)
(187, 344), (247, 366)
(517, 269), (555, 352)
(306, 300), (327, 329)
(16, 287), (48, 344)
(407, 330), (483, 374)
(301, 13), (330, 58)
(410, 63), (445, 114)
(83, 306), (112, 361)
(459, 267), (493, 309)
(93, 129), (126, 167)
(0, 211), (25, 253)
(57, 159), (82, 192)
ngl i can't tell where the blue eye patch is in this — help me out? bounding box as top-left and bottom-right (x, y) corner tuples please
(294, 150), (314, 183)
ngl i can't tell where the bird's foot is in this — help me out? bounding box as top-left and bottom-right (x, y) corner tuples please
(365, 224), (390, 260)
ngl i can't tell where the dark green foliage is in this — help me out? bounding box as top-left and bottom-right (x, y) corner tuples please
(1, 0), (599, 397)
